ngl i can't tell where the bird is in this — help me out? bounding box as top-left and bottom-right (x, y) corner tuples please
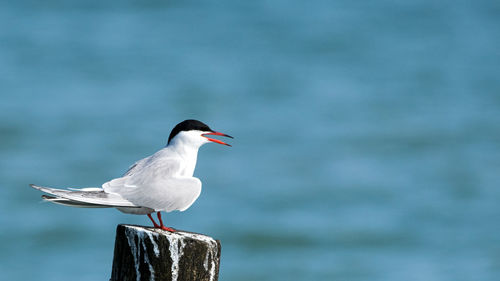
(30, 119), (233, 232)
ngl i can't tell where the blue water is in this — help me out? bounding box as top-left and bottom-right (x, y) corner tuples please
(1, 0), (500, 280)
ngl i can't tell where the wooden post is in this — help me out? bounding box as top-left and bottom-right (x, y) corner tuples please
(110, 224), (221, 281)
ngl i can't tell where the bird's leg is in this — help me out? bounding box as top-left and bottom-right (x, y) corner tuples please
(157, 211), (176, 232)
(147, 213), (160, 228)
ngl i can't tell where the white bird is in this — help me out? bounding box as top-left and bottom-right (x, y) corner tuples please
(31, 119), (233, 232)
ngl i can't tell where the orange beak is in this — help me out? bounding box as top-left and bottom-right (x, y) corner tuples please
(202, 131), (233, 146)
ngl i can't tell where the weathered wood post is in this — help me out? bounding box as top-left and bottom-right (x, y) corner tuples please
(110, 224), (221, 281)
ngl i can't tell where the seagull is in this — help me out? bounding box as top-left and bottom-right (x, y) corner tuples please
(30, 119), (233, 232)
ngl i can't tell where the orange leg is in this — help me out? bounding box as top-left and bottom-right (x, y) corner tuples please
(147, 213), (160, 228)
(157, 211), (176, 232)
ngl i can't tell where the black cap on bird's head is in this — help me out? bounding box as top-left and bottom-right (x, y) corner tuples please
(168, 119), (233, 146)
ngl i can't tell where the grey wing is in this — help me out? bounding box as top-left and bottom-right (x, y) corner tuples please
(103, 156), (202, 212)
(30, 184), (139, 207)
(105, 177), (202, 212)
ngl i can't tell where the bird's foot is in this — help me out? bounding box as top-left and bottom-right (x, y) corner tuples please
(160, 226), (176, 232)
(155, 211), (176, 232)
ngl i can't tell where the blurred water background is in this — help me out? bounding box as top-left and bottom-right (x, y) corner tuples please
(1, 0), (500, 280)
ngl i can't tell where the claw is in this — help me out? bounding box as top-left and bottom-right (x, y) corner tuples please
(161, 226), (176, 232)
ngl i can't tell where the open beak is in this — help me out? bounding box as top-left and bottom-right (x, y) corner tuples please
(202, 131), (233, 146)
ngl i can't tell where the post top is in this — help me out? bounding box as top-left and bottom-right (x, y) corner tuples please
(117, 224), (218, 243)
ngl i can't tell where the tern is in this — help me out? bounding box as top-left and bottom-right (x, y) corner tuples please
(30, 119), (233, 232)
